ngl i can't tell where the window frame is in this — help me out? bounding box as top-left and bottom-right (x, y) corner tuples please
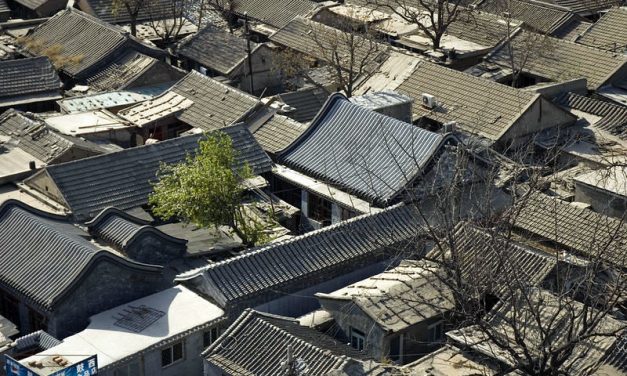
(161, 341), (185, 368)
(350, 327), (366, 351)
(428, 320), (444, 343)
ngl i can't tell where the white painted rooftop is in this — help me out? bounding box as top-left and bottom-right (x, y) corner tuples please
(22, 286), (224, 373)
(44, 110), (131, 136)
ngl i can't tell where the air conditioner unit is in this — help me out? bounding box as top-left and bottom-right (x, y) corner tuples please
(422, 93), (437, 109)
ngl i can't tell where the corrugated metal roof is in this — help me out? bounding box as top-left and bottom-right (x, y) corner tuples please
(0, 200), (161, 309)
(204, 309), (378, 375)
(0, 57), (61, 101)
(36, 125), (271, 221)
(176, 203), (424, 307)
(278, 93), (448, 204)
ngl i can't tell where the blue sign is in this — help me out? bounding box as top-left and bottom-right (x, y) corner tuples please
(5, 355), (97, 376)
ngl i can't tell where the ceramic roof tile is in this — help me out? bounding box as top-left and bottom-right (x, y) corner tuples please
(204, 309), (385, 375)
(554, 91), (627, 139)
(278, 94), (448, 204)
(177, 203), (424, 307)
(0, 109), (106, 164)
(177, 24), (258, 75)
(233, 0), (320, 29)
(513, 193), (627, 268)
(477, 0), (579, 34)
(251, 113), (307, 154)
(0, 200), (160, 309)
(0, 57), (61, 100)
(36, 125), (271, 221)
(79, 0), (171, 24)
(483, 30), (627, 90)
(396, 61), (537, 141)
(269, 17), (387, 70)
(277, 87), (330, 123)
(170, 71), (259, 131)
(578, 7), (627, 52)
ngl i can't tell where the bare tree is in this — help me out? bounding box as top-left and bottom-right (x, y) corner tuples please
(277, 19), (385, 97)
(391, 135), (627, 374)
(147, 0), (192, 44)
(366, 0), (467, 50)
(195, 0), (237, 33)
(112, 0), (152, 36)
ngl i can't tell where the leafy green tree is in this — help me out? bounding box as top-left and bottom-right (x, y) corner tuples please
(149, 132), (264, 246)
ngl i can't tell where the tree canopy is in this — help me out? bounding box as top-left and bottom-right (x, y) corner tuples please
(149, 132), (264, 246)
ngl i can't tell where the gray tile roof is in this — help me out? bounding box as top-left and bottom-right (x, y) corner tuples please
(232, 0), (320, 29)
(512, 193), (626, 268)
(434, 223), (559, 292)
(278, 93), (448, 204)
(599, 333), (627, 373)
(24, 9), (162, 78)
(250, 112), (308, 154)
(318, 260), (455, 333)
(203, 309), (386, 376)
(177, 24), (258, 75)
(577, 7), (627, 53)
(0, 0), (10, 16)
(481, 30), (627, 90)
(554, 92), (627, 139)
(12, 0), (47, 11)
(277, 87), (330, 123)
(84, 51), (158, 92)
(269, 17), (387, 71)
(79, 0), (171, 24)
(0, 57), (61, 102)
(0, 109), (106, 164)
(170, 71), (259, 131)
(0, 199), (161, 309)
(397, 61), (538, 142)
(444, 11), (513, 48)
(13, 330), (61, 353)
(33, 125), (271, 221)
(176, 203), (424, 308)
(476, 0), (579, 35)
(535, 0), (618, 14)
(86, 207), (186, 251)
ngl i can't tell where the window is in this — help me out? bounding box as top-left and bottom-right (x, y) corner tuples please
(203, 327), (223, 348)
(113, 361), (141, 376)
(161, 341), (184, 367)
(428, 321), (444, 343)
(350, 327), (365, 351)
